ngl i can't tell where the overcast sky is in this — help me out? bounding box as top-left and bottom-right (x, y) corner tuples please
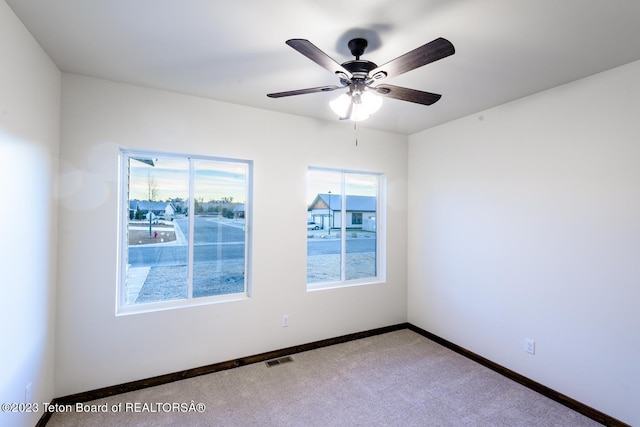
(129, 157), (248, 203)
(129, 157), (377, 206)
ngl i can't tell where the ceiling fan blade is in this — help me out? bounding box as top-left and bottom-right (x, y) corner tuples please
(369, 37), (454, 81)
(286, 39), (353, 79)
(373, 84), (442, 105)
(267, 85), (340, 98)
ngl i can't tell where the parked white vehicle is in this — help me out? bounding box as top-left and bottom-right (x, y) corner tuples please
(307, 221), (321, 230)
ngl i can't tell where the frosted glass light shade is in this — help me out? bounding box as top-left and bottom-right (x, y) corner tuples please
(361, 91), (382, 115)
(329, 91), (383, 121)
(329, 93), (351, 117)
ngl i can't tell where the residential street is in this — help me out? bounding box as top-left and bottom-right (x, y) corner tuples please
(127, 216), (378, 302)
(128, 217), (376, 267)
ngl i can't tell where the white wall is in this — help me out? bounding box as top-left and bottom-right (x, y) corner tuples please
(56, 74), (408, 396)
(408, 61), (640, 425)
(0, 1), (61, 426)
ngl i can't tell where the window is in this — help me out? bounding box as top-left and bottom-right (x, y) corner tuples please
(118, 150), (251, 314)
(306, 168), (384, 290)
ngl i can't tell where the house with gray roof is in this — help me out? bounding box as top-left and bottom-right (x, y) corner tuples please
(308, 194), (376, 230)
(129, 200), (176, 220)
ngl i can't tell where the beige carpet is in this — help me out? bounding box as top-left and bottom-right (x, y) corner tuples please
(47, 330), (601, 426)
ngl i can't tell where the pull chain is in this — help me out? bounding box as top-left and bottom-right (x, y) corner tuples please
(354, 120), (358, 146)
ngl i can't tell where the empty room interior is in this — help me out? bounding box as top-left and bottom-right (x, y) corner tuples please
(1, 1), (639, 426)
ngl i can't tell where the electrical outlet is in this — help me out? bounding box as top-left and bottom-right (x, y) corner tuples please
(282, 314), (289, 327)
(524, 339), (535, 355)
(25, 383), (32, 403)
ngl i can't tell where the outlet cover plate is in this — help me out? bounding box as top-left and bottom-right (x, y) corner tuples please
(524, 339), (535, 355)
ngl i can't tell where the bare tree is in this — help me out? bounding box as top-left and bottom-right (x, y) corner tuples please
(147, 172), (158, 201)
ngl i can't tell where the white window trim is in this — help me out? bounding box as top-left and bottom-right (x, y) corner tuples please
(116, 149), (253, 316)
(306, 167), (386, 291)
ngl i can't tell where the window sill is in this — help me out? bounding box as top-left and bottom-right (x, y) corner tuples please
(306, 278), (385, 292)
(116, 292), (249, 316)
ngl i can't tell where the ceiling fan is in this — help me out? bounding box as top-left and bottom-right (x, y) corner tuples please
(267, 37), (455, 121)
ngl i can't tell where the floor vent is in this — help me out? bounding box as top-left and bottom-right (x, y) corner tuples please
(265, 356), (293, 367)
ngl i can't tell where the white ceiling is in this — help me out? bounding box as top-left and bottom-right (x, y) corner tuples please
(7, 0), (640, 135)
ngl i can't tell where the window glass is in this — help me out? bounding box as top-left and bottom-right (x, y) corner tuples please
(307, 168), (382, 289)
(192, 160), (248, 298)
(120, 151), (250, 313)
(345, 173), (378, 281)
(306, 169), (342, 284)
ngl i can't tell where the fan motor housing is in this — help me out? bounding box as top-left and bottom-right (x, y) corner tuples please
(342, 60), (377, 80)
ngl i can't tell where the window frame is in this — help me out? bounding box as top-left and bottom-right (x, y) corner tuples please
(116, 149), (253, 315)
(306, 167), (386, 291)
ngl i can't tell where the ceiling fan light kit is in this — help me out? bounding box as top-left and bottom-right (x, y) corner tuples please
(329, 90), (383, 121)
(267, 36), (455, 122)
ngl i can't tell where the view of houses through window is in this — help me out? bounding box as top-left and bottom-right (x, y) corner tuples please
(119, 151), (251, 312)
(306, 168), (382, 287)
